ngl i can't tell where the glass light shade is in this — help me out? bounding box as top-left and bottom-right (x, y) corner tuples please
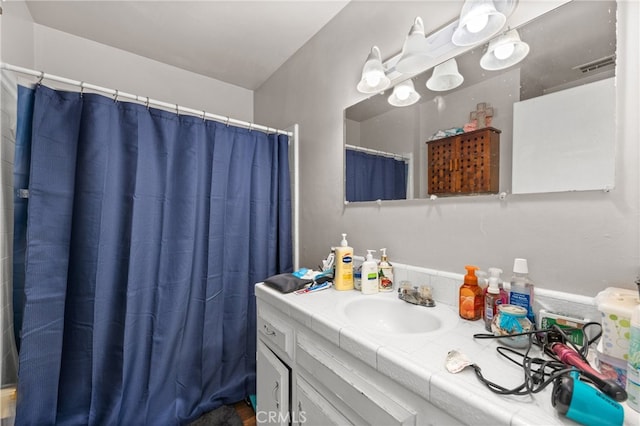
(357, 46), (391, 94)
(426, 58), (464, 92)
(396, 17), (433, 74)
(480, 29), (530, 70)
(388, 80), (420, 107)
(452, 0), (507, 46)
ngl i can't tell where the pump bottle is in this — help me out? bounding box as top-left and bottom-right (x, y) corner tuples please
(509, 258), (535, 323)
(378, 248), (394, 292)
(361, 250), (379, 295)
(459, 265), (483, 320)
(483, 267), (507, 331)
(334, 234), (354, 291)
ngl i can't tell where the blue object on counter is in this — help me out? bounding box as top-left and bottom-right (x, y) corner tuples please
(292, 268), (309, 278)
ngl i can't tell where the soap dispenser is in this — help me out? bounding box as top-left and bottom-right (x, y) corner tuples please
(361, 250), (379, 295)
(334, 234), (354, 291)
(483, 267), (507, 331)
(459, 265), (483, 321)
(378, 248), (394, 292)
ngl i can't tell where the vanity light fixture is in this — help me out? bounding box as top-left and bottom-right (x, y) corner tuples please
(480, 29), (530, 70)
(426, 58), (464, 92)
(388, 79), (420, 107)
(356, 46), (391, 94)
(396, 17), (432, 74)
(451, 0), (507, 47)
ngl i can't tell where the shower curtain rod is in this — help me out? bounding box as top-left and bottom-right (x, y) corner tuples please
(345, 143), (410, 162)
(1, 62), (293, 137)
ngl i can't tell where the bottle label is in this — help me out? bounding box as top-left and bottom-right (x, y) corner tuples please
(342, 255), (352, 264)
(379, 267), (393, 291)
(509, 291), (533, 320)
(485, 304), (494, 322)
(629, 326), (640, 369)
(484, 298), (503, 322)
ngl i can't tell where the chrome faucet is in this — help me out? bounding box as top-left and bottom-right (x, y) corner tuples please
(398, 284), (435, 307)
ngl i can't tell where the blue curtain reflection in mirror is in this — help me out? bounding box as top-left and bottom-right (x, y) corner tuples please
(345, 147), (407, 202)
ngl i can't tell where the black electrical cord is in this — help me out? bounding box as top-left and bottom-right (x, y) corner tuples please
(470, 322), (603, 397)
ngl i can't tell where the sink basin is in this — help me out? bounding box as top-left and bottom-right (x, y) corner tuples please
(342, 296), (458, 335)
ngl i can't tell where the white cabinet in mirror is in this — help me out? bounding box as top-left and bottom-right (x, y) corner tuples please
(344, 0), (616, 202)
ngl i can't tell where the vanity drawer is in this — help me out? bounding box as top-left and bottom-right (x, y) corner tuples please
(257, 302), (294, 359)
(296, 331), (416, 426)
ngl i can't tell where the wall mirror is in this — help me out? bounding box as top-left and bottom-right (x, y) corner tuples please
(344, 0), (616, 202)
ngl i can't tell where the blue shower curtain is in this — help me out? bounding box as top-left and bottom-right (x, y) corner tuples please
(345, 149), (407, 202)
(14, 85), (292, 425)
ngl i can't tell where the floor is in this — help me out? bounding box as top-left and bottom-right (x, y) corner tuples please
(233, 400), (256, 426)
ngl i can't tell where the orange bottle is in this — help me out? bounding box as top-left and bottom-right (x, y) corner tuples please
(459, 265), (483, 320)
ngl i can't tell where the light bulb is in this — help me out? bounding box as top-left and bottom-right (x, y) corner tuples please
(466, 14), (488, 33)
(365, 72), (382, 87)
(395, 86), (411, 101)
(494, 42), (515, 60)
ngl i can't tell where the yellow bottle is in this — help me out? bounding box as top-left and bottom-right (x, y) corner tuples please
(459, 265), (483, 320)
(334, 233), (354, 291)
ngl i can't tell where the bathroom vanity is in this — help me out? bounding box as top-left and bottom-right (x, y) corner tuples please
(255, 283), (639, 425)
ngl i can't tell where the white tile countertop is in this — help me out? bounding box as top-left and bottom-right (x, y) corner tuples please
(255, 283), (640, 426)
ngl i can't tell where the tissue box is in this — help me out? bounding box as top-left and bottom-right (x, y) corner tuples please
(595, 287), (639, 360)
(596, 340), (627, 389)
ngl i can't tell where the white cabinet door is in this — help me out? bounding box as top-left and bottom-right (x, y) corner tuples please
(256, 340), (290, 426)
(294, 375), (352, 426)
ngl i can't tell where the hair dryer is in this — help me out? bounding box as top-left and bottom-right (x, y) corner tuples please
(552, 370), (624, 426)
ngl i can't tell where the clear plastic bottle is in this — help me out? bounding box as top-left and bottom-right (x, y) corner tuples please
(509, 258), (535, 323)
(483, 267), (507, 332)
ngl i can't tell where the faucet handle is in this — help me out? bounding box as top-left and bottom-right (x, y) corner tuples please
(419, 285), (432, 299)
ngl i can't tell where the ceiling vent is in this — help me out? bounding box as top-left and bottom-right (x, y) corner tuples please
(573, 54), (616, 73)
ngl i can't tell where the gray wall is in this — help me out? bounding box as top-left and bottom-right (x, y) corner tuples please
(255, 0), (640, 297)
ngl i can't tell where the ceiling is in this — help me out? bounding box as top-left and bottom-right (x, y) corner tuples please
(24, 0), (351, 90)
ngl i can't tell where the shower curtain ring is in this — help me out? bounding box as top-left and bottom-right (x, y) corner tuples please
(79, 82), (84, 98)
(114, 89), (119, 103)
(248, 123), (253, 132)
(202, 110), (206, 121)
(175, 104), (179, 115)
(37, 71), (44, 86)
(145, 97), (150, 110)
(225, 117), (230, 127)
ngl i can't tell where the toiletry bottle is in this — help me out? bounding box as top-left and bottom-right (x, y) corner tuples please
(378, 248), (394, 292)
(509, 258), (535, 323)
(354, 265), (362, 291)
(334, 233), (354, 291)
(626, 282), (640, 413)
(483, 267), (507, 332)
(361, 250), (379, 295)
(477, 270), (488, 293)
(459, 265), (483, 321)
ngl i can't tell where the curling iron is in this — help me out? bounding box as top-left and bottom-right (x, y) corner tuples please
(550, 342), (627, 402)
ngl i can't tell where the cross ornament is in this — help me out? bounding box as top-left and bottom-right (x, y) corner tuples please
(470, 102), (494, 128)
